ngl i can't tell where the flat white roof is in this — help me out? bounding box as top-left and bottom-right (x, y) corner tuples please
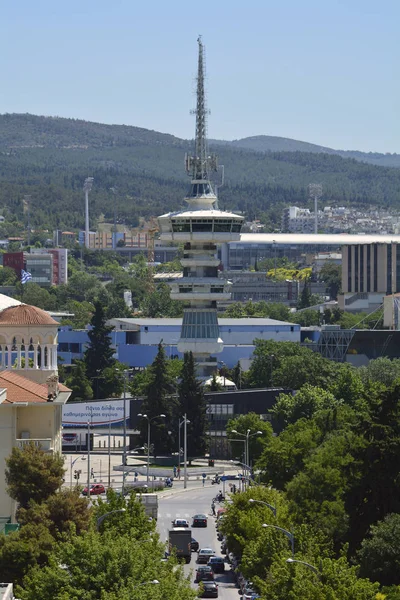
(159, 210), (243, 219)
(236, 233), (400, 245)
(112, 317), (298, 327)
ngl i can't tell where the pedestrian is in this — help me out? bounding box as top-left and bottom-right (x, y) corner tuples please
(134, 471), (138, 482)
(90, 467), (94, 478)
(202, 473), (206, 487)
(177, 466), (181, 479)
(211, 501), (216, 516)
(173, 465), (177, 478)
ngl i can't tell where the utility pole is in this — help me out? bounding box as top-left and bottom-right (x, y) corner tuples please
(184, 413), (188, 489)
(83, 177), (94, 249)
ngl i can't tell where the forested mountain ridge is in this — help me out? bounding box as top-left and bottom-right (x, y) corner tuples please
(1, 113), (400, 231)
(211, 134), (400, 167)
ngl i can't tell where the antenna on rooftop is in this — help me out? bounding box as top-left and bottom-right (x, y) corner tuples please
(185, 36), (218, 182)
(308, 183), (323, 234)
(83, 177), (94, 249)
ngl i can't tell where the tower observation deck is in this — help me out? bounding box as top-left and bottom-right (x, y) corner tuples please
(158, 37), (243, 377)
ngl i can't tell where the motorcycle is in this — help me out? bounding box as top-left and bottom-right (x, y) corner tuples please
(211, 475), (221, 485)
(165, 478), (173, 488)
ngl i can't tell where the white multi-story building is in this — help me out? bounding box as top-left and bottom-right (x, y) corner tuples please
(158, 38), (243, 377)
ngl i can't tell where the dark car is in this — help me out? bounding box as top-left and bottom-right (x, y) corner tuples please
(191, 538), (200, 552)
(192, 514), (208, 527)
(195, 565), (214, 583)
(199, 581), (218, 598)
(208, 556), (225, 573)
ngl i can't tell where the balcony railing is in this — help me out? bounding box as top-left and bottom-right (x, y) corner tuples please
(16, 439), (53, 451)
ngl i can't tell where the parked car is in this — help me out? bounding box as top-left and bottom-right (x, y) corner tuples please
(194, 566), (214, 583)
(208, 556), (225, 573)
(242, 588), (257, 600)
(197, 548), (216, 564)
(198, 581), (218, 598)
(192, 514), (208, 527)
(191, 538), (200, 552)
(171, 518), (189, 528)
(82, 484), (105, 496)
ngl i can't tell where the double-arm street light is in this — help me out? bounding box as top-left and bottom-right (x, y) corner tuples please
(96, 509), (126, 531)
(262, 523), (295, 558)
(132, 580), (160, 590)
(231, 429), (263, 487)
(286, 558), (320, 579)
(178, 415), (190, 488)
(249, 498), (277, 517)
(138, 413), (166, 485)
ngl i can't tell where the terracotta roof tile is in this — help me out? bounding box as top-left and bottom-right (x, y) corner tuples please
(0, 370), (70, 403)
(0, 305), (58, 326)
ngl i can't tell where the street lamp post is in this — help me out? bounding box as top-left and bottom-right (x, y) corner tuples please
(96, 509), (126, 531)
(286, 558), (320, 578)
(178, 415), (190, 479)
(231, 429), (263, 489)
(263, 523), (294, 558)
(138, 413), (166, 485)
(183, 413), (188, 489)
(249, 498), (276, 517)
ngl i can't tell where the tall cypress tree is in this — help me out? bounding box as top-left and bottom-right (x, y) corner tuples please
(140, 343), (174, 456)
(178, 352), (207, 458)
(84, 302), (122, 399)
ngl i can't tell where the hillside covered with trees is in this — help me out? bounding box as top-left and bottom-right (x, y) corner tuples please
(1, 114), (400, 232)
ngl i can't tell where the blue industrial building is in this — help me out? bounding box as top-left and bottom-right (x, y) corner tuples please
(58, 317), (301, 370)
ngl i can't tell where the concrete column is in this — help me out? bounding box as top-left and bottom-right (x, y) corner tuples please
(25, 345), (29, 369)
(7, 346), (12, 369)
(17, 345), (22, 369)
(1, 346), (4, 368)
(52, 346), (57, 370)
(33, 345), (38, 369)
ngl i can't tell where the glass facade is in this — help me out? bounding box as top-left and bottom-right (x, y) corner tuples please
(181, 310), (220, 339)
(171, 218), (242, 234)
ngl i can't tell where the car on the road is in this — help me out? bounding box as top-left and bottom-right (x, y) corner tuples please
(191, 537), (200, 552)
(198, 581), (218, 598)
(171, 518), (189, 528)
(194, 565), (214, 583)
(197, 548), (216, 564)
(208, 556), (225, 573)
(192, 514), (207, 527)
(82, 484), (105, 496)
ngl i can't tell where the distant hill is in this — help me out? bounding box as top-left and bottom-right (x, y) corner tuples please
(210, 135), (400, 168)
(1, 113), (400, 232)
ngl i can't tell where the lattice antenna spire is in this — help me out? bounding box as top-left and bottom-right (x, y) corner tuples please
(185, 36), (218, 182)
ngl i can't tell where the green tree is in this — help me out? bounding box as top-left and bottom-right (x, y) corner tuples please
(0, 265), (18, 285)
(17, 489), (91, 538)
(62, 300), (94, 329)
(84, 302), (122, 399)
(271, 384), (339, 431)
(358, 513), (400, 586)
(177, 352), (207, 458)
(139, 343), (174, 455)
(297, 277), (312, 309)
(65, 360), (93, 402)
(318, 261), (342, 299)
(140, 283), (183, 318)
(360, 357), (400, 388)
(226, 413), (273, 464)
(5, 443), (65, 510)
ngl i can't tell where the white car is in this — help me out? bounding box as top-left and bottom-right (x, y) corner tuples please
(171, 518), (189, 528)
(197, 548), (216, 564)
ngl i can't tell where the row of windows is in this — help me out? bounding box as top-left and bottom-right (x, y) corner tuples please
(178, 286), (225, 294)
(181, 324), (220, 339)
(172, 220), (242, 233)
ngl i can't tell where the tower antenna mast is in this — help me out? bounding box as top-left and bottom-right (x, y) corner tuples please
(185, 36), (218, 183)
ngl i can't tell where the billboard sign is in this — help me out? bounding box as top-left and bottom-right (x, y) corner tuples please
(62, 400), (130, 427)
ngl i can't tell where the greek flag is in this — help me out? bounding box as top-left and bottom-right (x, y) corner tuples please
(21, 269), (32, 284)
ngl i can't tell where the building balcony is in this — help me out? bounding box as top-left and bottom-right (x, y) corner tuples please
(171, 292), (231, 301)
(180, 257), (220, 267)
(16, 438), (53, 451)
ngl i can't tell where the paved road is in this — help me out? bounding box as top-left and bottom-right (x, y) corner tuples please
(157, 484), (239, 600)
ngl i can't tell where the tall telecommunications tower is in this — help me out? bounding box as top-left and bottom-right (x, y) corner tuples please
(158, 37), (243, 377)
(83, 177), (94, 249)
(308, 183), (323, 234)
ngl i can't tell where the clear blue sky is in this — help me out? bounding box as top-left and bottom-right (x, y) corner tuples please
(1, 0), (399, 153)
